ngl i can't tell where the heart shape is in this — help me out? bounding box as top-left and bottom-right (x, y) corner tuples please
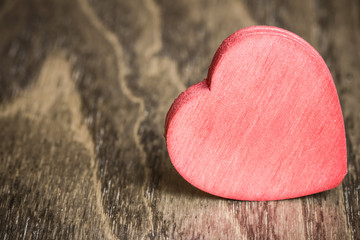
(165, 26), (347, 201)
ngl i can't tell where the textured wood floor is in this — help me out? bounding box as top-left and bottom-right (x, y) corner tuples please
(0, 0), (359, 239)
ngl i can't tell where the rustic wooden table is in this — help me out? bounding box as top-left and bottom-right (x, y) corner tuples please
(0, 0), (359, 239)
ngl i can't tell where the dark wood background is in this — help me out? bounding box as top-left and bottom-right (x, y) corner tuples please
(0, 0), (359, 239)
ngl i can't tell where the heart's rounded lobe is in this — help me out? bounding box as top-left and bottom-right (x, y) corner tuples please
(165, 26), (347, 201)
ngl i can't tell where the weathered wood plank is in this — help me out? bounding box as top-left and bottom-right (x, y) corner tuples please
(0, 0), (359, 239)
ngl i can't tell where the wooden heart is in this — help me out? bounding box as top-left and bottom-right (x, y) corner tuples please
(165, 26), (347, 201)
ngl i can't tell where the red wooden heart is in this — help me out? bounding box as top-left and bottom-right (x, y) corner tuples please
(165, 26), (347, 201)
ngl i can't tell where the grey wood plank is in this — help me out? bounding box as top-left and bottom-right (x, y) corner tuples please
(0, 0), (358, 239)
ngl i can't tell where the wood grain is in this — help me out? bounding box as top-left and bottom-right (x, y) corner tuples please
(0, 0), (359, 239)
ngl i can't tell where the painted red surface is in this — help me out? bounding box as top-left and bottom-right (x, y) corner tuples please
(165, 26), (347, 201)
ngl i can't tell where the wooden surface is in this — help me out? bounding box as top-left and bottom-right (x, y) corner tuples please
(0, 0), (359, 239)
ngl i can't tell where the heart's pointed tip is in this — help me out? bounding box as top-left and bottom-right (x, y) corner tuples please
(334, 163), (348, 187)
